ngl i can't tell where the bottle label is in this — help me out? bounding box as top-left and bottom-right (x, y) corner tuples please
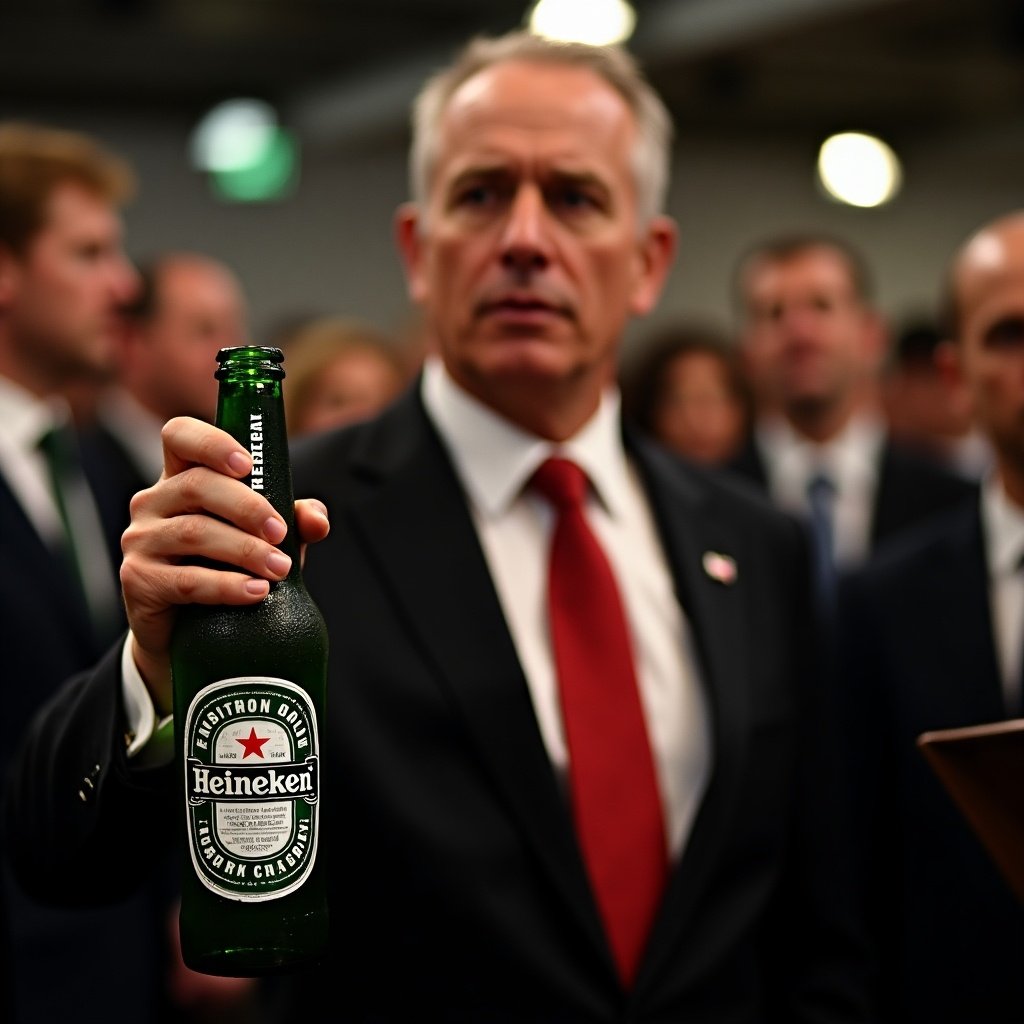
(182, 677), (320, 902)
(247, 412), (266, 493)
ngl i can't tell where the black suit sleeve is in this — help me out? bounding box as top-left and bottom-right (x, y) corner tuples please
(3, 639), (176, 907)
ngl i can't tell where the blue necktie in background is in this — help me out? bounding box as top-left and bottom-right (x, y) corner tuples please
(806, 470), (837, 609)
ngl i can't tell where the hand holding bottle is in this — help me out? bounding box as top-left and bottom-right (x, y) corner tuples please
(166, 345), (331, 975)
(119, 413), (330, 708)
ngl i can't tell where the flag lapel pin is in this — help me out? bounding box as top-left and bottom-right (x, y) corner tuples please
(702, 551), (737, 585)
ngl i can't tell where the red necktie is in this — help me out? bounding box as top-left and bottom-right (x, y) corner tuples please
(532, 456), (667, 988)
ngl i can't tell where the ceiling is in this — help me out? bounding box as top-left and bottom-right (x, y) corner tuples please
(3, 0), (1023, 151)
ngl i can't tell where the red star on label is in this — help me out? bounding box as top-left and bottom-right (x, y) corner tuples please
(236, 727), (270, 759)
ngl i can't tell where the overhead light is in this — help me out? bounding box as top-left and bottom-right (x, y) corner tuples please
(190, 98), (298, 203)
(191, 99), (277, 172)
(527, 0), (636, 46)
(817, 131), (902, 209)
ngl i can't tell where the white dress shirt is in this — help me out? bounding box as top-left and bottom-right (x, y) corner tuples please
(981, 475), (1024, 714)
(126, 358), (713, 859)
(755, 412), (885, 568)
(423, 357), (710, 858)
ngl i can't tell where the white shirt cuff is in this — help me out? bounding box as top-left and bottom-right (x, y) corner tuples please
(121, 633), (174, 765)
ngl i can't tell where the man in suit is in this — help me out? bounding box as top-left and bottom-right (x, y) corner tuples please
(727, 233), (975, 595)
(0, 122), (263, 1024)
(835, 211), (1024, 1021)
(5, 34), (869, 1021)
(881, 318), (993, 481)
(0, 121), (176, 1024)
(80, 250), (249, 553)
(79, 249), (270, 1020)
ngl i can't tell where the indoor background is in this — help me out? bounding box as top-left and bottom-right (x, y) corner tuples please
(3, 0), (1022, 352)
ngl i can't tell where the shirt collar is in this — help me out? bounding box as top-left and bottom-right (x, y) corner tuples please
(759, 411), (885, 491)
(982, 471), (1024, 578)
(420, 355), (632, 519)
(0, 374), (71, 452)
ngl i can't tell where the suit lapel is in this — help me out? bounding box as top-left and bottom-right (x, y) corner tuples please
(627, 439), (754, 981)
(336, 395), (605, 953)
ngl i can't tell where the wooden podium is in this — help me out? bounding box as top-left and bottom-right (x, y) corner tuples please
(918, 719), (1024, 905)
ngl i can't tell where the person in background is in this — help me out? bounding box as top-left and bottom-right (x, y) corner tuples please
(0, 124), (265, 1024)
(85, 248), (269, 1022)
(79, 251), (248, 557)
(93, 250), (247, 469)
(5, 33), (870, 1022)
(279, 314), (406, 437)
(882, 317), (992, 481)
(0, 119), (165, 1024)
(621, 319), (752, 465)
(835, 210), (1024, 1022)
(727, 232), (976, 601)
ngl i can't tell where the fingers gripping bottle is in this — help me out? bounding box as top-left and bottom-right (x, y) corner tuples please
(170, 345), (329, 976)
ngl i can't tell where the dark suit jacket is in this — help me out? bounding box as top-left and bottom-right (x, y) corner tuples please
(836, 500), (1024, 1022)
(727, 434), (978, 553)
(5, 387), (870, 1022)
(0, 443), (170, 1024)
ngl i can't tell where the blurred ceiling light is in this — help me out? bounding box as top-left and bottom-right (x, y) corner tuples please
(190, 98), (298, 202)
(817, 131), (902, 208)
(210, 129), (298, 203)
(190, 98), (277, 172)
(527, 0), (636, 46)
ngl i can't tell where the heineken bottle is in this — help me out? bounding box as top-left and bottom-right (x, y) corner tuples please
(170, 345), (329, 976)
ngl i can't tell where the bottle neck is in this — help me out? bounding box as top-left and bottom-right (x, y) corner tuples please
(216, 378), (300, 566)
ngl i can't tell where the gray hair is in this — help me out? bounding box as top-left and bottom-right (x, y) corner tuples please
(409, 31), (673, 226)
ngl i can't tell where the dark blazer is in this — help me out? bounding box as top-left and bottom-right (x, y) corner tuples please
(5, 387), (870, 1022)
(836, 499), (1024, 1022)
(0, 470), (120, 751)
(727, 434), (978, 552)
(0, 448), (169, 1024)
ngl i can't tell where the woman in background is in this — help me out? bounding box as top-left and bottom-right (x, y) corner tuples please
(279, 315), (407, 438)
(622, 321), (753, 466)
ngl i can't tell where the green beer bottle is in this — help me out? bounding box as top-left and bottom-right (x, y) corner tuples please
(170, 345), (329, 976)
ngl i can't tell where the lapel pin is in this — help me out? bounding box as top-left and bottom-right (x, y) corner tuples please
(702, 551), (737, 585)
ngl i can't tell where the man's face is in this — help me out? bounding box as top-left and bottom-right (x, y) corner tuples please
(137, 260), (247, 422)
(740, 247), (881, 418)
(0, 181), (138, 391)
(397, 59), (674, 432)
(950, 223), (1024, 475)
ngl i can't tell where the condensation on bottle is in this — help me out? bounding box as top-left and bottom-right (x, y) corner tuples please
(170, 345), (329, 976)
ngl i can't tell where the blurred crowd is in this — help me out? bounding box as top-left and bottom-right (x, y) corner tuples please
(2, 34), (1023, 1023)
(0, 121), (420, 1024)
